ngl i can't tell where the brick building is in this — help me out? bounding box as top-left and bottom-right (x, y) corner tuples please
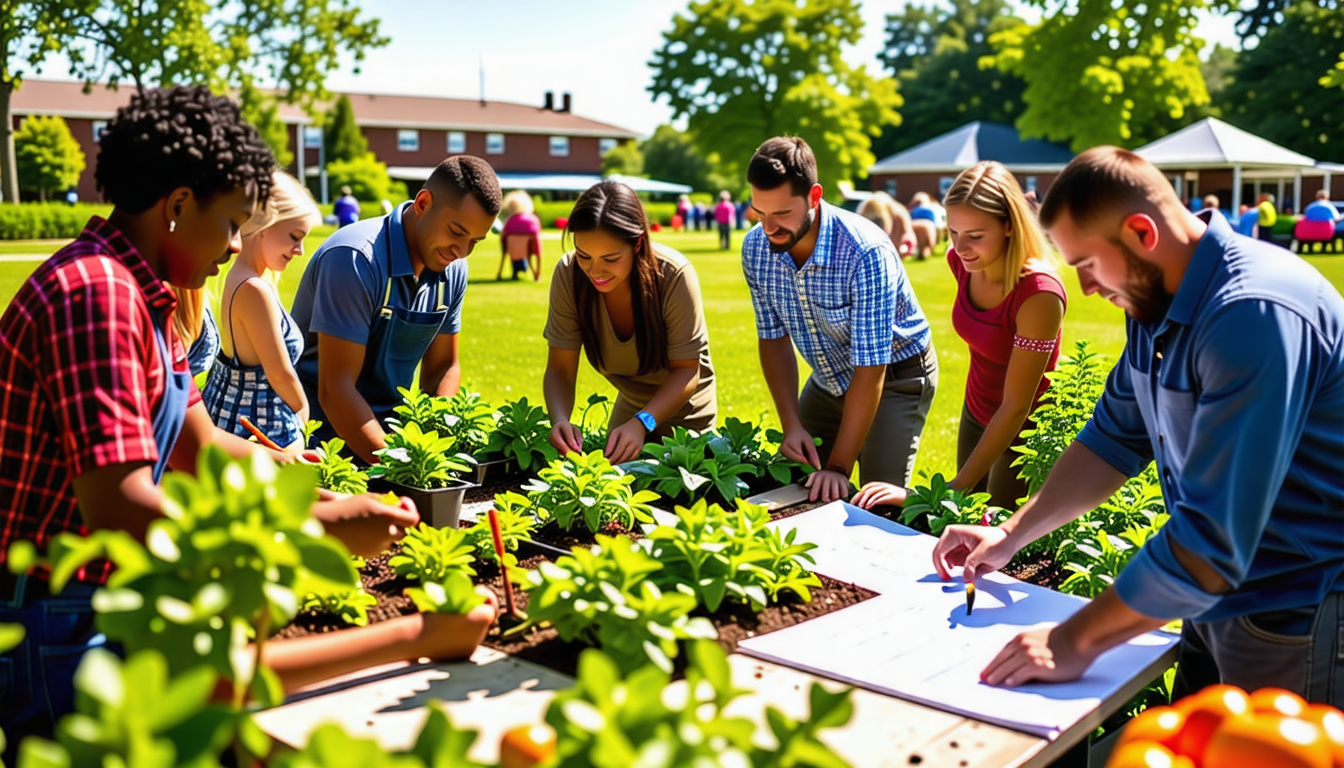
(10, 79), (638, 202)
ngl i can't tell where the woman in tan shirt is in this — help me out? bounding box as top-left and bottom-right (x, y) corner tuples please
(544, 180), (717, 462)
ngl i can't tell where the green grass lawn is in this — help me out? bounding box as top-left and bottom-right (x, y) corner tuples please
(4, 224), (1343, 481)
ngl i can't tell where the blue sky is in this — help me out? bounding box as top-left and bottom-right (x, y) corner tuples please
(33, 0), (1244, 138)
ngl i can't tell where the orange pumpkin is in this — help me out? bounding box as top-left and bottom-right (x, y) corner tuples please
(1203, 713), (1331, 768)
(499, 724), (557, 768)
(1172, 684), (1252, 761)
(1114, 706), (1187, 754)
(1106, 741), (1195, 768)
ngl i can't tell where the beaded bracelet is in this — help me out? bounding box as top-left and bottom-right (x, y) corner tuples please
(1013, 334), (1057, 354)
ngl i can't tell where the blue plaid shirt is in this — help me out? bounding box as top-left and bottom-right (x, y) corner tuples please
(742, 201), (931, 396)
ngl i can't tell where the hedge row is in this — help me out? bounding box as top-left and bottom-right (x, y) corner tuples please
(0, 203), (113, 240)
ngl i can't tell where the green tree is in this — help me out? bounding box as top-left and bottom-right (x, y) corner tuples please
(648, 0), (901, 197)
(238, 80), (293, 167)
(1201, 43), (1238, 107)
(641, 124), (715, 192)
(1234, 0), (1338, 41)
(985, 0), (1210, 151)
(2, 0), (387, 202)
(324, 93), (367, 164)
(873, 0), (1027, 160)
(1, 1), (90, 203)
(601, 140), (644, 178)
(327, 153), (404, 203)
(15, 114), (85, 200)
(1222, 2), (1343, 157)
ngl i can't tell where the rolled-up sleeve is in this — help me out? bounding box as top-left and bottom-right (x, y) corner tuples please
(1114, 301), (1313, 619)
(1075, 352), (1154, 478)
(850, 246), (898, 368)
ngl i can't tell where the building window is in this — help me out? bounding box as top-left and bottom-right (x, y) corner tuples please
(549, 136), (570, 157)
(599, 138), (618, 156)
(92, 121), (108, 141)
(397, 130), (419, 152)
(303, 126), (323, 149)
(447, 131), (465, 154)
(885, 179), (897, 198)
(486, 133), (505, 155)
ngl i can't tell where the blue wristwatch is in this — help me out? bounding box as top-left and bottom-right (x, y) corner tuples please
(635, 410), (657, 432)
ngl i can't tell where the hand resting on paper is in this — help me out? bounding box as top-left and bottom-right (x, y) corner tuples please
(980, 625), (1092, 687)
(850, 481), (908, 509)
(932, 524), (1015, 583)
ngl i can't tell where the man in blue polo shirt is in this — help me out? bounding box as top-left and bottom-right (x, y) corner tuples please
(933, 147), (1344, 703)
(291, 156), (501, 462)
(742, 136), (937, 504)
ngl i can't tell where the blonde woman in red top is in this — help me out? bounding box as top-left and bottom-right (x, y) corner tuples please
(855, 161), (1065, 510)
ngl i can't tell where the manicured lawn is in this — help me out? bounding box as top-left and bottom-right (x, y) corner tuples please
(4, 224), (1342, 481)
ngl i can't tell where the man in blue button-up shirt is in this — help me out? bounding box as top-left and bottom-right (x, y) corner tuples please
(742, 137), (936, 503)
(933, 146), (1344, 702)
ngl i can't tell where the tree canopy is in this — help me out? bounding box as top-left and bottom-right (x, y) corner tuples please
(324, 93), (368, 165)
(874, 0), (1026, 160)
(16, 114), (85, 200)
(601, 141), (644, 178)
(1221, 1), (1343, 157)
(648, 0), (900, 196)
(641, 125), (715, 192)
(984, 0), (1210, 151)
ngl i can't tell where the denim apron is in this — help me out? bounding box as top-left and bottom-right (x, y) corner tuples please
(355, 217), (448, 423)
(0, 321), (189, 738)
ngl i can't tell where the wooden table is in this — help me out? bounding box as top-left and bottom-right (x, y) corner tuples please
(256, 484), (1175, 767)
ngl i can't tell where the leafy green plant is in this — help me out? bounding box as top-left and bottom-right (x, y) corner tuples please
(576, 393), (612, 454)
(385, 387), (452, 434)
(711, 417), (816, 487)
(482, 397), (559, 472)
(314, 438), (368, 495)
(462, 492), (536, 565)
(547, 641), (854, 768)
(523, 451), (660, 534)
(646, 499), (822, 612)
(442, 388), (496, 459)
(370, 422), (475, 490)
(299, 584), (378, 627)
(303, 419), (323, 447)
(519, 534), (717, 673)
(7, 448), (355, 708)
(405, 572), (486, 615)
(1011, 340), (1110, 500)
(897, 473), (1004, 535)
(625, 426), (758, 503)
(389, 523), (477, 584)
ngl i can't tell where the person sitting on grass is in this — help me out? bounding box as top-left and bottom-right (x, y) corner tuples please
(204, 171), (320, 450)
(0, 86), (495, 747)
(543, 180), (717, 463)
(853, 161), (1065, 511)
(289, 156), (502, 463)
(1304, 188), (1341, 223)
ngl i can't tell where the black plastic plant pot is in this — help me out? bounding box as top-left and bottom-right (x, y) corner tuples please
(389, 478), (475, 528)
(471, 457), (516, 485)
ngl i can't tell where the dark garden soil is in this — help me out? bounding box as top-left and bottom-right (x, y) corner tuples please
(481, 573), (877, 678)
(462, 472), (528, 505)
(272, 546), (416, 640)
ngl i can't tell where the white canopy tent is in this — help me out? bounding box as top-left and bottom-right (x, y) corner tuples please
(1134, 118), (1319, 212)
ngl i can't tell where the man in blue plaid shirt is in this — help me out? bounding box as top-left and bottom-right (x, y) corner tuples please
(742, 137), (937, 503)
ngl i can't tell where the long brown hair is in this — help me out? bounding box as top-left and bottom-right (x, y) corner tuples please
(563, 180), (668, 376)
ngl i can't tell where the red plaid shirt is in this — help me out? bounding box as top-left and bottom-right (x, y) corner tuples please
(0, 217), (201, 585)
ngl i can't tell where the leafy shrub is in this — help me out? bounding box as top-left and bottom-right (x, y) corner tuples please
(711, 417), (816, 487)
(369, 421), (475, 490)
(314, 438), (368, 495)
(1011, 340), (1109, 499)
(575, 393), (612, 454)
(7, 447), (356, 704)
(463, 491), (537, 565)
(624, 426), (757, 503)
(389, 523), (477, 584)
(548, 641), (855, 768)
(482, 397), (558, 472)
(300, 584), (378, 627)
(646, 499), (822, 611)
(405, 572), (486, 615)
(898, 473), (1005, 535)
(523, 450), (659, 533)
(519, 534), (717, 673)
(0, 202), (111, 239)
(325, 152), (408, 203)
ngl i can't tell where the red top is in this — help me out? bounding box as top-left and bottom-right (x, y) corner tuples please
(0, 217), (200, 584)
(948, 248), (1066, 426)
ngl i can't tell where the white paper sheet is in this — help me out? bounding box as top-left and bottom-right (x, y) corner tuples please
(740, 501), (1179, 739)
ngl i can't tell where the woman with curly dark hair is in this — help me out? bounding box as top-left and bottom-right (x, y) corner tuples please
(0, 86), (495, 747)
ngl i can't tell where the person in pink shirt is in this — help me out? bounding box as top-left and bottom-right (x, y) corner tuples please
(714, 190), (736, 250)
(854, 161), (1065, 510)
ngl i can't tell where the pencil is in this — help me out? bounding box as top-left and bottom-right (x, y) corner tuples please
(239, 416), (285, 452)
(965, 581), (976, 615)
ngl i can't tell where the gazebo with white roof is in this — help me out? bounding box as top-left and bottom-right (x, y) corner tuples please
(1134, 118), (1323, 213)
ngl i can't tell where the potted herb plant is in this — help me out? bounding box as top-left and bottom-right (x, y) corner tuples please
(369, 421), (477, 528)
(478, 396), (559, 481)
